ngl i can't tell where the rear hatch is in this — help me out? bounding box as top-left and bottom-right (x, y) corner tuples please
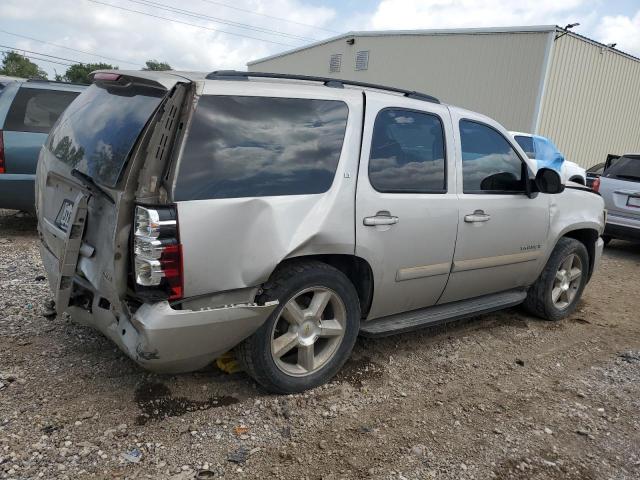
(36, 72), (189, 315)
(599, 155), (640, 218)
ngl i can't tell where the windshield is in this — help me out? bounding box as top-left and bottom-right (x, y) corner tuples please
(605, 155), (640, 182)
(46, 83), (164, 187)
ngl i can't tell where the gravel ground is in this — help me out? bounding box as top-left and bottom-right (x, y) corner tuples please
(1, 208), (640, 480)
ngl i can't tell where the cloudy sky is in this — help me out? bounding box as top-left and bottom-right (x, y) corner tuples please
(1, 0), (639, 78)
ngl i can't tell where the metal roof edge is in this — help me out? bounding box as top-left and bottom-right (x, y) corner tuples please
(247, 25), (558, 66)
(563, 30), (640, 63)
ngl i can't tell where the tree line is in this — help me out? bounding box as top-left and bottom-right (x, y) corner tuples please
(0, 51), (172, 84)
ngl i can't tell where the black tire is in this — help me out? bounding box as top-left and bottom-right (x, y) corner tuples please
(523, 237), (589, 321)
(237, 260), (360, 394)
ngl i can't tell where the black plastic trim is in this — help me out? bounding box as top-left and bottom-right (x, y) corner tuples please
(205, 70), (440, 104)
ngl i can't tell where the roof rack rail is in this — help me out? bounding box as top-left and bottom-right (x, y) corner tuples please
(26, 78), (87, 87)
(205, 70), (440, 104)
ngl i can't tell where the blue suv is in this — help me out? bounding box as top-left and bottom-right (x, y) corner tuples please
(0, 79), (85, 211)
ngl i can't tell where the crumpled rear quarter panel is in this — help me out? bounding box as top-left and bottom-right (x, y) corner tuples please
(177, 181), (356, 297)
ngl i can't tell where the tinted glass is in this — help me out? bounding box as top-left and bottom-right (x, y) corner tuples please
(47, 84), (164, 187)
(174, 96), (349, 200)
(605, 155), (640, 182)
(514, 135), (535, 158)
(460, 120), (525, 193)
(4, 87), (80, 134)
(587, 162), (605, 174)
(369, 109), (446, 193)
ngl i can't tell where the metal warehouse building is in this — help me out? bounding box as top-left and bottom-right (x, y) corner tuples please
(248, 25), (640, 168)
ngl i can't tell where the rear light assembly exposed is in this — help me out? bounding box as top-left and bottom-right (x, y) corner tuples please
(592, 176), (601, 192)
(0, 130), (5, 174)
(133, 205), (183, 300)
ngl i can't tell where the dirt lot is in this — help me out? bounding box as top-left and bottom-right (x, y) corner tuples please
(1, 208), (640, 480)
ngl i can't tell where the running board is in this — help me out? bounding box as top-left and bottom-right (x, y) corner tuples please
(360, 290), (527, 338)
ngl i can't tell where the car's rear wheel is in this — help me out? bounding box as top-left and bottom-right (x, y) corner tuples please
(237, 261), (360, 394)
(523, 237), (589, 321)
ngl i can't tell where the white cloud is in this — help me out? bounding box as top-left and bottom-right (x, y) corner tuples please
(369, 0), (588, 30)
(596, 10), (640, 57)
(367, 0), (640, 58)
(0, 0), (336, 75)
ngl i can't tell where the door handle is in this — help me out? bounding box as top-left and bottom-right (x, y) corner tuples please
(363, 211), (399, 226)
(464, 210), (491, 223)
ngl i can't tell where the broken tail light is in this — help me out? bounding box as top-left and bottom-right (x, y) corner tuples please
(133, 205), (183, 300)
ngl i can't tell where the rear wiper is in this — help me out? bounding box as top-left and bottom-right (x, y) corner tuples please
(71, 169), (115, 204)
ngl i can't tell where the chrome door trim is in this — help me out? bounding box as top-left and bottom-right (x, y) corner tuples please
(453, 251), (541, 272)
(396, 262), (451, 282)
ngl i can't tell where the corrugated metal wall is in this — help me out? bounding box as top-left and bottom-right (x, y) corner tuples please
(538, 34), (640, 168)
(249, 32), (549, 133)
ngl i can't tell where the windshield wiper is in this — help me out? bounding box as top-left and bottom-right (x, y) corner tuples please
(71, 169), (115, 204)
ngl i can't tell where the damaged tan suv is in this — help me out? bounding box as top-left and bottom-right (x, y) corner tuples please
(36, 70), (605, 393)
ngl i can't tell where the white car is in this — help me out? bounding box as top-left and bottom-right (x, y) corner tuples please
(511, 132), (586, 185)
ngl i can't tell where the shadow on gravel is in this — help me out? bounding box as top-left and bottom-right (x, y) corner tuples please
(603, 239), (640, 261)
(134, 381), (238, 425)
(0, 209), (37, 237)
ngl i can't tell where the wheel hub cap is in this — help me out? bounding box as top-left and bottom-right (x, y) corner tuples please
(298, 320), (320, 345)
(551, 254), (583, 310)
(270, 286), (347, 377)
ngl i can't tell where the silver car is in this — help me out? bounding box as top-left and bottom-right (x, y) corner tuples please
(36, 70), (605, 393)
(596, 153), (640, 243)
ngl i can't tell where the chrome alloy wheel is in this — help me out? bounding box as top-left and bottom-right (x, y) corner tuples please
(552, 253), (583, 310)
(270, 287), (347, 377)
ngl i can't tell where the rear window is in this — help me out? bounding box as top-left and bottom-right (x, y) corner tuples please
(587, 162), (605, 174)
(174, 95), (349, 200)
(4, 87), (80, 134)
(47, 84), (164, 187)
(605, 155), (640, 182)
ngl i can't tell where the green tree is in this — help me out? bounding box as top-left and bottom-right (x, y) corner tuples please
(0, 51), (47, 79)
(142, 59), (172, 71)
(57, 63), (117, 84)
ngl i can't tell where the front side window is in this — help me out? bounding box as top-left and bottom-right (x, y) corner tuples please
(369, 109), (446, 193)
(460, 120), (526, 193)
(514, 135), (535, 158)
(5, 87), (80, 134)
(174, 96), (349, 200)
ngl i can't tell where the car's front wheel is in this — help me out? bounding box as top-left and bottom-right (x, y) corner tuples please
(237, 261), (360, 394)
(523, 237), (589, 321)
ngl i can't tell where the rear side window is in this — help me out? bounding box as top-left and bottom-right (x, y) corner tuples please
(174, 96), (349, 200)
(605, 155), (640, 182)
(460, 120), (525, 193)
(4, 87), (80, 133)
(369, 108), (446, 193)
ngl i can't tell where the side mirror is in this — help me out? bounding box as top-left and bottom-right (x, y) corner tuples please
(534, 168), (564, 194)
